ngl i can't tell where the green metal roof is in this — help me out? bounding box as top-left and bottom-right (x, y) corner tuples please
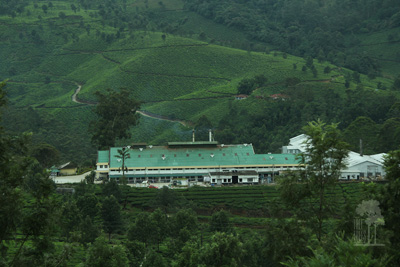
(98, 150), (109, 163)
(105, 144), (299, 168)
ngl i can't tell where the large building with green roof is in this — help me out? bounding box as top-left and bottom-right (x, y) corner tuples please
(96, 141), (301, 185)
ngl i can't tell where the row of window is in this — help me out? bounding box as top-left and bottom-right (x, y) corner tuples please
(106, 166), (299, 171)
(211, 178), (255, 183)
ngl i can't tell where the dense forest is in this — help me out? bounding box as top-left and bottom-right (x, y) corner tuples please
(2, 79), (400, 265)
(0, 0), (399, 164)
(183, 0), (400, 77)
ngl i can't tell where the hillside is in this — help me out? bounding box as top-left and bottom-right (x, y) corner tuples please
(1, 0), (400, 162)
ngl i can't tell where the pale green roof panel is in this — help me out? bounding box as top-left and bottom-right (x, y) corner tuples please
(98, 150), (109, 163)
(107, 144), (299, 168)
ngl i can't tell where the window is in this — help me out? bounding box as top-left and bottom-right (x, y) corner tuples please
(248, 178), (253, 182)
(100, 165), (103, 169)
(239, 178), (242, 182)
(224, 179), (227, 183)
(228, 179), (231, 182)
(212, 179), (215, 183)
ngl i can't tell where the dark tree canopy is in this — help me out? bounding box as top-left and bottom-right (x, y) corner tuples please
(89, 89), (140, 149)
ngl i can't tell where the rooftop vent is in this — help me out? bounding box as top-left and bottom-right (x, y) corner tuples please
(221, 144), (224, 147)
(210, 153), (214, 158)
(244, 143), (248, 146)
(149, 145), (153, 148)
(162, 155), (166, 160)
(139, 148), (143, 151)
(269, 156), (274, 160)
(117, 159), (121, 162)
(127, 145), (131, 149)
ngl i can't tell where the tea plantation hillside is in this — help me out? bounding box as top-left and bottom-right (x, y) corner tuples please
(1, 0), (399, 162)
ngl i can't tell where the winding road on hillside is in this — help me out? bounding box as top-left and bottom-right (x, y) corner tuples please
(71, 84), (191, 127)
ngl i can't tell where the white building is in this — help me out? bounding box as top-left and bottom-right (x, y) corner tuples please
(282, 134), (386, 180)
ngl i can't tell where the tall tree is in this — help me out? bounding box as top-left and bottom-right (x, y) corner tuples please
(280, 120), (349, 241)
(89, 89), (140, 149)
(0, 82), (57, 265)
(101, 196), (123, 241)
(115, 146), (130, 180)
(85, 237), (129, 267)
(379, 148), (400, 265)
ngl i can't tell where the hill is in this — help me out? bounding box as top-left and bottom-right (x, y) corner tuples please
(0, 0), (399, 162)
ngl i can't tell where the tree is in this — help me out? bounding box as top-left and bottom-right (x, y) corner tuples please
(280, 120), (349, 242)
(85, 171), (96, 184)
(89, 89), (140, 149)
(210, 210), (232, 233)
(201, 232), (243, 267)
(58, 12), (66, 19)
(150, 209), (169, 251)
(60, 200), (82, 240)
(85, 237), (129, 267)
(343, 116), (379, 155)
(128, 212), (155, 246)
(101, 196), (123, 241)
(41, 4), (48, 14)
(380, 148), (400, 265)
(324, 66), (331, 73)
(79, 216), (99, 246)
(71, 4), (77, 13)
(283, 235), (380, 267)
(30, 143), (60, 168)
(153, 186), (177, 212)
(102, 179), (122, 201)
(142, 250), (167, 267)
(115, 146), (130, 179)
(0, 82), (58, 265)
(76, 194), (99, 219)
(392, 75), (400, 90)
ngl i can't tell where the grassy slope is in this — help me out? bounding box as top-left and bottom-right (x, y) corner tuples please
(354, 28), (400, 78)
(0, 0), (398, 161)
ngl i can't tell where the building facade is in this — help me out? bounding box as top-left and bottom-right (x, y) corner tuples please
(96, 141), (300, 185)
(282, 134), (386, 180)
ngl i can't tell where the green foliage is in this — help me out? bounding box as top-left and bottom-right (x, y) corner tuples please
(102, 180), (122, 201)
(209, 210), (233, 233)
(344, 116), (379, 154)
(89, 89), (140, 149)
(201, 232), (243, 267)
(379, 148), (400, 264)
(152, 186), (178, 212)
(128, 212), (155, 245)
(101, 195), (123, 240)
(30, 143), (60, 168)
(85, 237), (129, 267)
(264, 218), (313, 265)
(280, 120), (349, 241)
(283, 235), (380, 267)
(237, 74), (267, 95)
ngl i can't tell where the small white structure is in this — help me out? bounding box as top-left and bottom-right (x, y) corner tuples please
(282, 134), (386, 180)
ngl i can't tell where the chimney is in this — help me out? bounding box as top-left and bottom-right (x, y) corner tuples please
(192, 129), (195, 142)
(209, 129), (212, 142)
(360, 139), (363, 156)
